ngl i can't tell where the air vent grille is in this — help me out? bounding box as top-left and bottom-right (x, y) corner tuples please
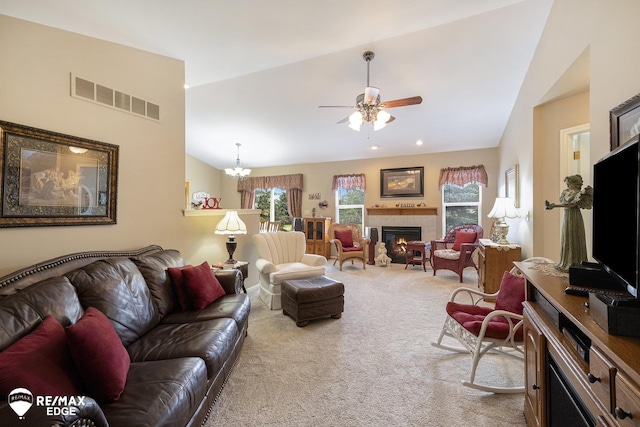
(70, 73), (160, 122)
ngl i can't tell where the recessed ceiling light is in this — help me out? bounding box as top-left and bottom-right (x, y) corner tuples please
(184, 84), (189, 89)
(371, 145), (378, 150)
(416, 140), (423, 145)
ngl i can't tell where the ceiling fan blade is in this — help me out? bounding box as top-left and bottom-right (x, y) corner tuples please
(387, 115), (396, 123)
(318, 105), (357, 109)
(379, 96), (423, 109)
(337, 117), (350, 124)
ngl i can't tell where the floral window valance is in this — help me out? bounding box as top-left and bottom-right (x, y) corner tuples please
(438, 165), (488, 189)
(332, 174), (366, 191)
(237, 173), (303, 192)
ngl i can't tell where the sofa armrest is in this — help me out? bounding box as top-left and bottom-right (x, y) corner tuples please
(255, 258), (276, 274)
(214, 269), (243, 294)
(301, 253), (327, 266)
(0, 395), (108, 427)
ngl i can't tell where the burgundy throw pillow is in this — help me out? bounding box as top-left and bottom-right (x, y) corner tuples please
(495, 271), (526, 315)
(65, 307), (130, 403)
(335, 229), (354, 248)
(168, 264), (193, 311)
(181, 261), (226, 310)
(452, 231), (477, 251)
(0, 316), (83, 397)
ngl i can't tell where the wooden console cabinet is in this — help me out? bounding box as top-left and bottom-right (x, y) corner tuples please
(477, 239), (521, 294)
(303, 217), (331, 258)
(517, 262), (640, 427)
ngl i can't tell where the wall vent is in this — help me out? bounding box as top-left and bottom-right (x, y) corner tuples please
(70, 73), (160, 122)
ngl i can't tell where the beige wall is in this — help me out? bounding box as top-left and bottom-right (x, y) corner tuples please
(213, 148), (499, 240)
(0, 15), (247, 277)
(498, 0), (640, 259)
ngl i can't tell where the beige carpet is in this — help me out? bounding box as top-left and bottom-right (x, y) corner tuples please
(205, 262), (527, 427)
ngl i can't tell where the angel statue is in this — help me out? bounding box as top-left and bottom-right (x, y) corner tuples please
(545, 174), (593, 272)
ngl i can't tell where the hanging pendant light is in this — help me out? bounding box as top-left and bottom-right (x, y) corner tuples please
(225, 143), (251, 178)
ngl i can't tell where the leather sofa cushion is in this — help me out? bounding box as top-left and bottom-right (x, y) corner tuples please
(0, 276), (83, 351)
(126, 318), (239, 380)
(66, 258), (161, 347)
(162, 293), (251, 333)
(132, 250), (184, 316)
(101, 358), (207, 427)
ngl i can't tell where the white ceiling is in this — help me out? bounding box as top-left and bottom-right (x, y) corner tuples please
(0, 0), (553, 170)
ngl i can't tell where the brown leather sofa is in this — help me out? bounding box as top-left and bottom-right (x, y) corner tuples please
(0, 245), (250, 427)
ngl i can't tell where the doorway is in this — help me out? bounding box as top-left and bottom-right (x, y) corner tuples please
(559, 124), (591, 260)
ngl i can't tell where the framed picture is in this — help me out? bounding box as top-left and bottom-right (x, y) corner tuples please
(0, 120), (119, 227)
(610, 92), (640, 151)
(380, 166), (424, 198)
(505, 164), (519, 208)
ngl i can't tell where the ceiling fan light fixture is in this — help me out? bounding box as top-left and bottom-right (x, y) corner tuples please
(348, 111), (363, 131)
(364, 86), (379, 105)
(373, 110), (391, 130)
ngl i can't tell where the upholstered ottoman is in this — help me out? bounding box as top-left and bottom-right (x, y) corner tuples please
(281, 276), (344, 327)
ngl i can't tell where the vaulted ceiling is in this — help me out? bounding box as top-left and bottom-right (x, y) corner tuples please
(0, 0), (553, 169)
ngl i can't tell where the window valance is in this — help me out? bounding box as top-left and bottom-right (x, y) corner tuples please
(332, 174), (366, 191)
(237, 173), (303, 192)
(438, 165), (488, 189)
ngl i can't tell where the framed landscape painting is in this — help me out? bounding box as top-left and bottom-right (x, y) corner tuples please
(380, 166), (424, 198)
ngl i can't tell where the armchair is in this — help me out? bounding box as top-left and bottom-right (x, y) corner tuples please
(252, 231), (326, 310)
(431, 224), (483, 282)
(328, 223), (370, 271)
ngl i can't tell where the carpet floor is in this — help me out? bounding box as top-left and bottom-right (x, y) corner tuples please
(205, 261), (528, 427)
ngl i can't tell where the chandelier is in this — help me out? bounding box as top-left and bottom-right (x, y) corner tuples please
(225, 143), (251, 178)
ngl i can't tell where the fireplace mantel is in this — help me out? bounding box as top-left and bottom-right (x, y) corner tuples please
(366, 207), (437, 216)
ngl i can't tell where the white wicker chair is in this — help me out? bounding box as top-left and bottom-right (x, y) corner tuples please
(431, 257), (554, 393)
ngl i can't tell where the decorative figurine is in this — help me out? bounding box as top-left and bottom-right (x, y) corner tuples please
(545, 174), (593, 272)
(375, 242), (392, 267)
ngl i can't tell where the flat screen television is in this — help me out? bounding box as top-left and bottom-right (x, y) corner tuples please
(592, 135), (640, 298)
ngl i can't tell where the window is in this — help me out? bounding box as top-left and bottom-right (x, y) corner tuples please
(335, 187), (365, 230)
(441, 182), (481, 233)
(254, 188), (292, 230)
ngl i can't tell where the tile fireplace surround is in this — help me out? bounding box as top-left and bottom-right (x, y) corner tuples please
(366, 207), (438, 245)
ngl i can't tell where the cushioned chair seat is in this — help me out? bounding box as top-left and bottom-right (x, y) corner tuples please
(433, 249), (461, 260)
(269, 262), (326, 284)
(101, 358), (207, 427)
(446, 302), (524, 341)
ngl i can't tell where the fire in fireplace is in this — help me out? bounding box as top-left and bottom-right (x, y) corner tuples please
(381, 226), (422, 264)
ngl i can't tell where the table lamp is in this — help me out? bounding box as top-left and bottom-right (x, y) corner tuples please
(214, 211), (247, 264)
(487, 197), (520, 245)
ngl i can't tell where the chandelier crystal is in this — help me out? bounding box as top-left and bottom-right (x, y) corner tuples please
(225, 143), (251, 179)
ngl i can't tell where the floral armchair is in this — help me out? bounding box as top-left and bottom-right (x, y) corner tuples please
(329, 223), (370, 271)
(431, 224), (483, 282)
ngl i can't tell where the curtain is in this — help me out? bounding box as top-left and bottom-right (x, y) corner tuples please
(438, 165), (488, 189)
(332, 173), (366, 191)
(236, 174), (303, 215)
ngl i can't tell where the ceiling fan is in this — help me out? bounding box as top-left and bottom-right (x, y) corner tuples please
(319, 51), (422, 131)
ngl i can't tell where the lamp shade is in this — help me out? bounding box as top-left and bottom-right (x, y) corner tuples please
(214, 211), (247, 235)
(488, 197), (520, 219)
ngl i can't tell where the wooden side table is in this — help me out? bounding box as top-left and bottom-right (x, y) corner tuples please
(477, 239), (521, 295)
(405, 241), (431, 271)
(212, 261), (248, 293)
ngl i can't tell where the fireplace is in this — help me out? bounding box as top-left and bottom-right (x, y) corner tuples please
(381, 226), (422, 264)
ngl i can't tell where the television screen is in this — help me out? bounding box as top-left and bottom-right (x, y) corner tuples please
(592, 136), (639, 297)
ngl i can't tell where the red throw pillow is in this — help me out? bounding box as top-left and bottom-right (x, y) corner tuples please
(168, 264), (193, 311)
(181, 261), (226, 310)
(65, 307), (130, 403)
(335, 229), (354, 248)
(0, 316), (83, 397)
(452, 231), (477, 251)
(495, 271), (526, 315)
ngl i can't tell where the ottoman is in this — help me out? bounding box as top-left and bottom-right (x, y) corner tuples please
(281, 276), (344, 327)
